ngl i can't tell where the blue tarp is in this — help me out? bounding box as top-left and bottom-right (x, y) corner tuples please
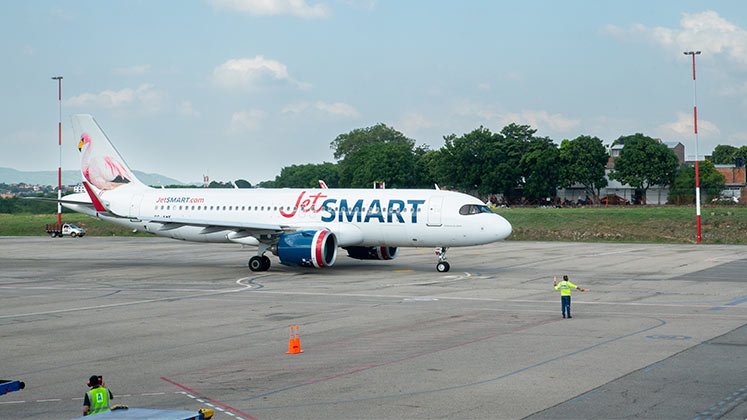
(69, 407), (206, 420)
(0, 380), (25, 396)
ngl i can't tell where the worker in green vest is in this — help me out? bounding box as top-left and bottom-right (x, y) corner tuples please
(83, 375), (113, 416)
(554, 275), (588, 319)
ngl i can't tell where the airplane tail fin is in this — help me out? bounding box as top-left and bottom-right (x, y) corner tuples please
(72, 114), (147, 194)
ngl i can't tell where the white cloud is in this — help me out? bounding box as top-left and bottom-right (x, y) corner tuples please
(230, 109), (267, 131)
(338, 0), (377, 11)
(66, 84), (164, 112)
(397, 113), (435, 136)
(658, 112), (720, 138)
(606, 11), (747, 66)
(179, 101), (201, 117)
(212, 56), (309, 90)
(729, 131), (747, 143)
(453, 102), (579, 134)
(314, 101), (359, 117)
(498, 110), (580, 133)
(452, 101), (500, 122)
(114, 65), (151, 76)
(281, 101), (359, 118)
(718, 80), (747, 97)
(209, 0), (330, 19)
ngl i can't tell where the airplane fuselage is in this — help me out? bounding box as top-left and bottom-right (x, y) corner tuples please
(83, 185), (511, 248)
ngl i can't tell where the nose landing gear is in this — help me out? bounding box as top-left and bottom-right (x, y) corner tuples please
(435, 247), (450, 272)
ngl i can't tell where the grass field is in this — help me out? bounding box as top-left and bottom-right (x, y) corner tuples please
(1, 206), (746, 244)
(494, 206), (747, 244)
(0, 214), (147, 237)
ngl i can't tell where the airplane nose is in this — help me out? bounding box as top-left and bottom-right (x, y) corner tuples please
(494, 214), (512, 240)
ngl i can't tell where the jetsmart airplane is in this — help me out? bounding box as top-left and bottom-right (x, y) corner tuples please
(60, 115), (512, 272)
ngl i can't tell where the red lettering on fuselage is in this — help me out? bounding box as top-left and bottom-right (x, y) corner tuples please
(280, 191), (328, 218)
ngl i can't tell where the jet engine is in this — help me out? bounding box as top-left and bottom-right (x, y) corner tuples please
(277, 229), (338, 268)
(344, 246), (399, 261)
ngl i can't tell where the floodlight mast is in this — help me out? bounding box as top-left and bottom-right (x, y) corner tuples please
(51, 76), (63, 225)
(683, 51), (701, 243)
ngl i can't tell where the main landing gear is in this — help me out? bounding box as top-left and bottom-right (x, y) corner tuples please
(435, 247), (450, 273)
(248, 255), (271, 272)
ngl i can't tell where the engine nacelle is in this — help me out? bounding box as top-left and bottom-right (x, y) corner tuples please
(277, 229), (338, 268)
(344, 246), (399, 261)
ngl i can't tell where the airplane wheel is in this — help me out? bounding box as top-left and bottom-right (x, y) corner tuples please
(436, 262), (450, 273)
(261, 255), (271, 271)
(248, 256), (264, 272)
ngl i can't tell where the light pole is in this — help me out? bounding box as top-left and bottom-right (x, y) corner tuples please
(51, 76), (63, 225)
(683, 51), (701, 243)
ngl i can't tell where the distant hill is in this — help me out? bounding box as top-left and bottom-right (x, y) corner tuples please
(0, 167), (185, 187)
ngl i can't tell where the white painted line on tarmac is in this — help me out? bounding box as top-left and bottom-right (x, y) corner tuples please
(0, 277), (256, 319)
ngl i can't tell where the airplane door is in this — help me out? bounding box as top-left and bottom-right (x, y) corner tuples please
(129, 194), (143, 219)
(426, 196), (443, 227)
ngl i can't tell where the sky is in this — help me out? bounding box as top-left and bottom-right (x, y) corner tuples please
(2, 0), (747, 185)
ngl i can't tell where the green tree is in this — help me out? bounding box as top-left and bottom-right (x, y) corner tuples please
(668, 161), (726, 204)
(437, 126), (502, 194)
(559, 135), (609, 203)
(609, 134), (679, 204)
(331, 124), (420, 188)
(234, 179), (253, 188)
(347, 141), (418, 188)
(260, 163), (339, 188)
(413, 147), (440, 189)
(0, 197), (56, 214)
(208, 181), (234, 188)
(520, 136), (560, 200)
(711, 144), (747, 165)
(711, 145), (738, 164)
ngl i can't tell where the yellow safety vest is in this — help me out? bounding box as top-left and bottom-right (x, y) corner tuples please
(87, 387), (110, 415)
(555, 280), (577, 296)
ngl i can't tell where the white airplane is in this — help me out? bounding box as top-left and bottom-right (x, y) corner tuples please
(61, 114), (512, 272)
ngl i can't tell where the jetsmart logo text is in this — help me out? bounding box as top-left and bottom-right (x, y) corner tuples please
(280, 191), (424, 223)
(156, 197), (205, 204)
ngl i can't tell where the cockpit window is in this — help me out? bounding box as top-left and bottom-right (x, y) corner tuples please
(459, 204), (493, 215)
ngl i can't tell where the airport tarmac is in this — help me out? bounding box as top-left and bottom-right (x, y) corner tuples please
(1, 237), (746, 419)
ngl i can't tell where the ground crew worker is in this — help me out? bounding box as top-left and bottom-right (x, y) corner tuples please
(553, 275), (588, 319)
(83, 375), (113, 416)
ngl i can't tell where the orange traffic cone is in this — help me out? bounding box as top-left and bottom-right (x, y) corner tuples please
(286, 324), (304, 354)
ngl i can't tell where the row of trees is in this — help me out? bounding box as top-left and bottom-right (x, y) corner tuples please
(259, 123), (731, 204)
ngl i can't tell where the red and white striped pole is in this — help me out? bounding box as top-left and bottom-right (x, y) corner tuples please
(52, 76), (63, 225)
(684, 51), (701, 243)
